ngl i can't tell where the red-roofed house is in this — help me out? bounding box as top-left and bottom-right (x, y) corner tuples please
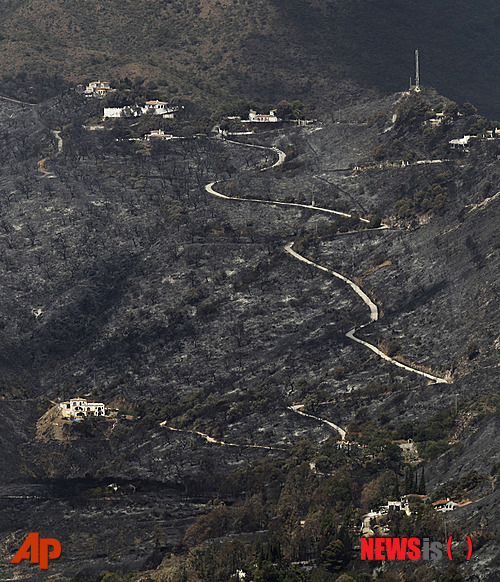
(432, 499), (458, 512)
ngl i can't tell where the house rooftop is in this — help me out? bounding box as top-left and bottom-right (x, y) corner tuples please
(432, 499), (453, 506)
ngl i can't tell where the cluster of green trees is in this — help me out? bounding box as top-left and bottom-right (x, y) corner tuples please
(375, 92), (497, 169)
(431, 470), (487, 504)
(178, 450), (359, 579)
(356, 407), (456, 462)
(146, 408), (461, 580)
(395, 170), (452, 219)
(0, 72), (70, 103)
(274, 99), (311, 120)
(100, 82), (313, 140)
(162, 430), (463, 581)
(394, 94), (434, 130)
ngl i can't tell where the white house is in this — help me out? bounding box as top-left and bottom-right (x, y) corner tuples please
(103, 102), (180, 119)
(245, 109), (280, 123)
(142, 100), (179, 118)
(432, 499), (458, 512)
(427, 112), (445, 127)
(386, 500), (412, 516)
(144, 129), (174, 140)
(103, 107), (125, 118)
(449, 135), (475, 149)
(84, 81), (114, 99)
(60, 398), (107, 419)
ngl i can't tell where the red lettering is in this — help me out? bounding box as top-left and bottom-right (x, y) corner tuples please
(11, 532), (39, 564)
(39, 538), (61, 570)
(407, 537), (421, 560)
(11, 533), (61, 569)
(385, 538), (408, 560)
(375, 537), (386, 560)
(360, 538), (374, 560)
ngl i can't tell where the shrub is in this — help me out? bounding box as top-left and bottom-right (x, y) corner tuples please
(183, 505), (230, 546)
(417, 440), (451, 460)
(466, 341), (478, 359)
(36, 396), (53, 418)
(386, 341), (401, 357)
(314, 456), (332, 473)
(368, 214), (382, 229)
(395, 198), (413, 219)
(373, 144), (385, 160)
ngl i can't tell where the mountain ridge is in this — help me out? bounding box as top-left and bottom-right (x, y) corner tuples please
(0, 0), (499, 117)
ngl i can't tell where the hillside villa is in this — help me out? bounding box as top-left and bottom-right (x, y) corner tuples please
(244, 109), (281, 123)
(60, 398), (108, 419)
(84, 81), (115, 99)
(103, 101), (180, 119)
(144, 129), (174, 140)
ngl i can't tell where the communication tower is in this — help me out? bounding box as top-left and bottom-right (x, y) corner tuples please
(415, 49), (420, 91)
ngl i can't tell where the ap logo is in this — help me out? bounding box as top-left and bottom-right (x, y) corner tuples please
(11, 532), (61, 570)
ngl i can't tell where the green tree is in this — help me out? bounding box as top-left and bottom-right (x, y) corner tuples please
(418, 467), (426, 495)
(321, 539), (346, 572)
(291, 100), (305, 119)
(276, 100), (293, 120)
(444, 101), (459, 119)
(438, 563), (464, 582)
(368, 214), (382, 229)
(460, 102), (477, 116)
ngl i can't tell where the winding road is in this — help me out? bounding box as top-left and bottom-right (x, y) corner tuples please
(206, 180), (370, 222)
(37, 130), (63, 178)
(209, 139), (449, 381)
(52, 129), (63, 153)
(160, 422), (283, 450)
(167, 134), (451, 445)
(205, 136), (451, 438)
(223, 138), (286, 171)
(0, 94), (36, 107)
(212, 138), (369, 220)
(288, 404), (347, 440)
(284, 243), (448, 384)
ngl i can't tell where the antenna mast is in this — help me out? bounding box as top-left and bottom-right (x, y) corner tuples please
(415, 49), (420, 91)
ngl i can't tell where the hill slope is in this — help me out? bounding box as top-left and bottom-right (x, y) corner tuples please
(0, 0), (499, 116)
(0, 89), (498, 579)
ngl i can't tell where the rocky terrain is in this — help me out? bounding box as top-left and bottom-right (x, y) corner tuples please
(0, 1), (500, 117)
(0, 87), (498, 580)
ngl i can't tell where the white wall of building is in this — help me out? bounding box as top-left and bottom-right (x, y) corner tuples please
(60, 399), (107, 418)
